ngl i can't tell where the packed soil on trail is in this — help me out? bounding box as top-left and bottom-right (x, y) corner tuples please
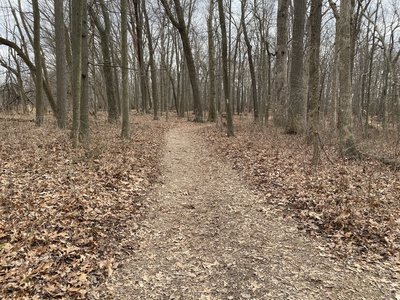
(98, 124), (399, 300)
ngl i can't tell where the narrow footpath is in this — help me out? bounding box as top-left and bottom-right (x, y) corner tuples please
(103, 125), (396, 299)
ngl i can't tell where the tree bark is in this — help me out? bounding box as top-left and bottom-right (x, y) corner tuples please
(338, 0), (357, 157)
(143, 0), (159, 120)
(207, 0), (217, 122)
(217, 0), (234, 136)
(55, 0), (67, 128)
(365, 2), (378, 132)
(71, 0), (83, 147)
(241, 0), (258, 122)
(121, 0), (130, 138)
(80, 0), (89, 144)
(287, 0), (307, 134)
(308, 0), (323, 165)
(133, 0), (149, 114)
(32, 0), (44, 126)
(274, 0), (289, 127)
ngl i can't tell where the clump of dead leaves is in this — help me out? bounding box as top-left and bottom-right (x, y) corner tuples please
(202, 122), (400, 263)
(0, 114), (169, 299)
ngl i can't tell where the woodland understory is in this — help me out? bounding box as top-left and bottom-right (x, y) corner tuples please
(0, 114), (169, 299)
(0, 113), (399, 299)
(0, 0), (400, 297)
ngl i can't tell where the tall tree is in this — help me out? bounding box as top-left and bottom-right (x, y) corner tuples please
(133, 0), (149, 114)
(217, 0), (234, 136)
(143, 0), (159, 120)
(80, 0), (89, 143)
(71, 0), (83, 147)
(308, 0), (323, 165)
(32, 0), (43, 126)
(338, 0), (357, 156)
(364, 1), (379, 131)
(286, 0), (307, 134)
(207, 0), (217, 122)
(160, 0), (203, 122)
(121, 0), (130, 138)
(328, 0), (340, 127)
(89, 0), (118, 122)
(55, 0), (67, 129)
(274, 0), (289, 126)
(241, 0), (258, 121)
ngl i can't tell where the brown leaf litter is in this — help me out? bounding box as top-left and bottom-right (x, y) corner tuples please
(0, 114), (169, 299)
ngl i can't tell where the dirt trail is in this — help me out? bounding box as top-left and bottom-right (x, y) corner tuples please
(103, 125), (397, 299)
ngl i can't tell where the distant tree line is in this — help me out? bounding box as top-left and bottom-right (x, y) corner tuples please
(0, 0), (398, 157)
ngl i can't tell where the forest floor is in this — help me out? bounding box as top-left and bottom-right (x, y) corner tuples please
(0, 114), (169, 299)
(97, 122), (399, 300)
(1, 115), (399, 299)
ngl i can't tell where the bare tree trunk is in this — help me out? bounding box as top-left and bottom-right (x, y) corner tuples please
(89, 0), (118, 122)
(266, 52), (272, 123)
(365, 2), (379, 132)
(339, 0), (357, 157)
(241, 0), (258, 121)
(207, 0), (217, 122)
(13, 57), (28, 114)
(217, 0), (234, 136)
(381, 58), (390, 131)
(143, 0), (159, 120)
(80, 0), (89, 144)
(231, 28), (241, 116)
(274, 0), (289, 127)
(308, 0), (323, 165)
(32, 0), (44, 126)
(55, 0), (67, 128)
(133, 0), (149, 114)
(121, 0), (130, 138)
(71, 0), (83, 147)
(111, 49), (121, 116)
(332, 25), (340, 128)
(287, 0), (307, 134)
